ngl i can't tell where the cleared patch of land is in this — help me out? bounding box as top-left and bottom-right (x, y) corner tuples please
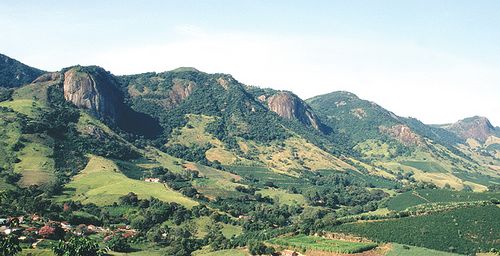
(60, 155), (198, 208)
(258, 188), (306, 206)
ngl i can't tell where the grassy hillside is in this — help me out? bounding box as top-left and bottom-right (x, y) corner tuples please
(60, 155), (198, 207)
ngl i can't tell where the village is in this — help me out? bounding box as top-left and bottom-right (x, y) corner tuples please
(0, 212), (137, 249)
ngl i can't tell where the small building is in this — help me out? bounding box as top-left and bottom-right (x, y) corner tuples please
(144, 178), (160, 183)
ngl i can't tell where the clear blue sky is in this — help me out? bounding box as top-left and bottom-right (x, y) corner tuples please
(1, 0), (499, 125)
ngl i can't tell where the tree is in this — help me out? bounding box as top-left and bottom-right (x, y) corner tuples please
(248, 240), (275, 255)
(105, 235), (131, 252)
(53, 236), (103, 256)
(0, 235), (22, 256)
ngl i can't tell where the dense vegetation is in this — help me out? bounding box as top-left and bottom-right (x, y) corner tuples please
(1, 54), (499, 255)
(329, 205), (500, 254)
(386, 189), (500, 211)
(0, 54), (44, 88)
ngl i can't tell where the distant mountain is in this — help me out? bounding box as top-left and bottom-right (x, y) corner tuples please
(442, 116), (499, 142)
(0, 52), (498, 193)
(0, 53), (44, 88)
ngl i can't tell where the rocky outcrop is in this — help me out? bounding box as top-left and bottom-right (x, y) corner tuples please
(33, 72), (61, 83)
(380, 124), (423, 146)
(63, 66), (122, 122)
(266, 91), (323, 131)
(166, 78), (196, 107)
(447, 116), (496, 142)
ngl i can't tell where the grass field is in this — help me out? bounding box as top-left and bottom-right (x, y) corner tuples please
(0, 109), (22, 172)
(386, 243), (460, 256)
(19, 249), (54, 256)
(269, 234), (377, 254)
(258, 188), (306, 206)
(330, 205), (500, 254)
(14, 134), (55, 186)
(167, 114), (223, 148)
(187, 163), (243, 198)
(354, 139), (397, 158)
(193, 216), (243, 238)
(225, 165), (305, 189)
(0, 99), (43, 118)
(193, 248), (249, 256)
(400, 160), (447, 173)
(387, 189), (500, 211)
(60, 155), (198, 208)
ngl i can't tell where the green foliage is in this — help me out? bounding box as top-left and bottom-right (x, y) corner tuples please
(329, 205), (500, 254)
(0, 235), (22, 256)
(306, 91), (400, 149)
(0, 53), (44, 88)
(105, 235), (131, 252)
(247, 240), (275, 255)
(387, 189), (500, 211)
(52, 236), (103, 256)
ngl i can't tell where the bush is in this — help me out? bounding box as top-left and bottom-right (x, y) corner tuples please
(105, 235), (131, 252)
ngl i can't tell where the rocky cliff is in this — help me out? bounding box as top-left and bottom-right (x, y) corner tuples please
(447, 116), (496, 142)
(264, 91), (323, 131)
(62, 66), (123, 122)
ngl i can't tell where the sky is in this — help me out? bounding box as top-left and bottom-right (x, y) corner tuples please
(1, 0), (499, 125)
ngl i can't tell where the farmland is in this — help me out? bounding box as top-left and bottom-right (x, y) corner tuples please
(386, 189), (500, 211)
(269, 234), (377, 254)
(386, 243), (460, 256)
(329, 205), (500, 254)
(225, 165), (304, 189)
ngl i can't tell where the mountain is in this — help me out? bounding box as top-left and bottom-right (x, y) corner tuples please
(444, 116), (499, 142)
(0, 53), (499, 256)
(0, 53), (44, 88)
(307, 91), (499, 191)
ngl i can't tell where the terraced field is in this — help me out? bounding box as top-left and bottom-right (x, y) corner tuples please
(387, 189), (500, 211)
(330, 205), (500, 255)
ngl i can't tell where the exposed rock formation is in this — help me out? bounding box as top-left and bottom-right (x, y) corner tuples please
(447, 116), (496, 142)
(33, 72), (61, 83)
(266, 91), (323, 130)
(63, 66), (122, 122)
(166, 78), (196, 107)
(380, 124), (423, 146)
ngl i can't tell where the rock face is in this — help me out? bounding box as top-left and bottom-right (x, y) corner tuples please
(266, 91), (323, 130)
(448, 116), (496, 142)
(33, 72), (61, 83)
(63, 66), (122, 122)
(165, 78), (196, 108)
(380, 124), (423, 146)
